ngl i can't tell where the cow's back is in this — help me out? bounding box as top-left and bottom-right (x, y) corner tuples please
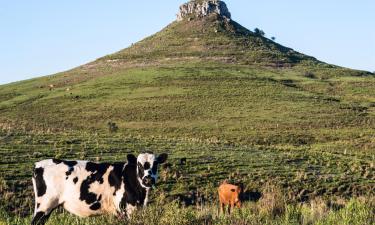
(218, 183), (240, 204)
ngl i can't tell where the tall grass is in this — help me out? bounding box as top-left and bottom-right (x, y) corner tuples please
(1, 196), (374, 225)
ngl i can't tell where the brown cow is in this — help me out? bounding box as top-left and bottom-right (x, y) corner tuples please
(218, 181), (242, 214)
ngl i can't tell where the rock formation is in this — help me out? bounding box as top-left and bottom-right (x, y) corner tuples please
(177, 0), (231, 21)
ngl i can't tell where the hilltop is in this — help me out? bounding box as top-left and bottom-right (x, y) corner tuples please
(104, 0), (319, 68)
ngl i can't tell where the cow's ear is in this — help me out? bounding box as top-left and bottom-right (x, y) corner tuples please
(157, 153), (168, 164)
(127, 154), (137, 164)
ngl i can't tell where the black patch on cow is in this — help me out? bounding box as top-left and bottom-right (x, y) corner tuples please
(64, 160), (78, 178)
(65, 167), (74, 179)
(37, 203), (40, 208)
(34, 167), (47, 197)
(79, 162), (110, 206)
(63, 160), (78, 168)
(65, 169), (73, 177)
(109, 163), (125, 195)
(122, 163), (147, 212)
(52, 159), (62, 164)
(137, 162), (145, 178)
(143, 162), (150, 170)
(73, 177), (78, 184)
(231, 189), (236, 192)
(90, 202), (101, 210)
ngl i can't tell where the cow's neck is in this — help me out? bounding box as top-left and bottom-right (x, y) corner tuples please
(122, 163), (149, 207)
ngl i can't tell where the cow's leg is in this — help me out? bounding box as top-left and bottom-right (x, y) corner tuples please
(31, 197), (59, 225)
(31, 169), (59, 225)
(219, 202), (224, 215)
(31, 211), (51, 225)
(229, 201), (235, 214)
(126, 203), (136, 218)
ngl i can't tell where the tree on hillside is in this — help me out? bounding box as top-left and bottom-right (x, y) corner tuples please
(254, 28), (265, 37)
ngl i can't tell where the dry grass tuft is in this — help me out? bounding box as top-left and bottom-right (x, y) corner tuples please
(301, 197), (329, 224)
(257, 183), (286, 217)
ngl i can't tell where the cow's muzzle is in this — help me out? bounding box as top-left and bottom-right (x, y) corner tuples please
(142, 175), (155, 187)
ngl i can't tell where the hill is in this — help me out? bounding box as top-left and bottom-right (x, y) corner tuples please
(0, 0), (374, 224)
(0, 1), (373, 140)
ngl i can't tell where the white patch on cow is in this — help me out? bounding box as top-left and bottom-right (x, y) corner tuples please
(114, 164), (126, 213)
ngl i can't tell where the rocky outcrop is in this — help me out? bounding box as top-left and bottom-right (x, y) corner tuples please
(177, 0), (231, 21)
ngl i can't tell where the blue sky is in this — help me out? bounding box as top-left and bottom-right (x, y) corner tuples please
(0, 1), (374, 85)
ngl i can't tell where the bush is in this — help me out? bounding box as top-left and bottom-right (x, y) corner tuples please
(304, 71), (316, 79)
(254, 28), (265, 37)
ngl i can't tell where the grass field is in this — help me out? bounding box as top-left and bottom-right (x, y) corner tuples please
(0, 130), (374, 224)
(0, 9), (374, 225)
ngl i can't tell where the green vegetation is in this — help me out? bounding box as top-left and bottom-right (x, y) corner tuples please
(0, 7), (374, 225)
(1, 192), (374, 225)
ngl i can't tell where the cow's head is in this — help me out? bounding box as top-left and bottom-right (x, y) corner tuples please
(235, 185), (243, 208)
(127, 153), (168, 189)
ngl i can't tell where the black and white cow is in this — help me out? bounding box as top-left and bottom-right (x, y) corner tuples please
(31, 152), (167, 225)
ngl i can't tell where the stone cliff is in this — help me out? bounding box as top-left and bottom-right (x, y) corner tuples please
(177, 0), (231, 21)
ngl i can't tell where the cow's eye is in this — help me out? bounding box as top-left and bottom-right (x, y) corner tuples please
(143, 162), (150, 170)
(137, 163), (145, 177)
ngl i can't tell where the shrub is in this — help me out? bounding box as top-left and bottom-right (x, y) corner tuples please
(254, 28), (265, 37)
(107, 122), (118, 133)
(304, 71), (316, 79)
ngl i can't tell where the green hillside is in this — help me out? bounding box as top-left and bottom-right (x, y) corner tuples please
(0, 1), (374, 224)
(0, 13), (373, 143)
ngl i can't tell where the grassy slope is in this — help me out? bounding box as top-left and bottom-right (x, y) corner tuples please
(0, 62), (374, 151)
(0, 13), (374, 224)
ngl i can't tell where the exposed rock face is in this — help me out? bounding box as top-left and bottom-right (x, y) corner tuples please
(177, 0), (231, 21)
